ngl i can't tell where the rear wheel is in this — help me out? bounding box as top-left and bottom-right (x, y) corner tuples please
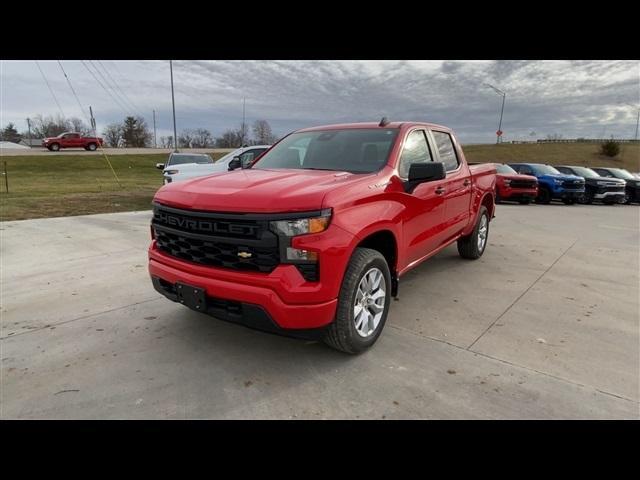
(457, 206), (489, 260)
(535, 187), (551, 204)
(323, 248), (391, 354)
(87, 143), (97, 151)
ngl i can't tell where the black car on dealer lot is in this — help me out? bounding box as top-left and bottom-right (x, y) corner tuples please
(555, 165), (626, 205)
(591, 167), (640, 204)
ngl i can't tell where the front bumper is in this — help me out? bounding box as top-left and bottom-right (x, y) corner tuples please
(149, 240), (343, 331)
(594, 191), (625, 202)
(499, 187), (538, 200)
(555, 189), (584, 199)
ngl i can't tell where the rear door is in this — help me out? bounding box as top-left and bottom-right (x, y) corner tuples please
(428, 130), (472, 241)
(397, 128), (448, 266)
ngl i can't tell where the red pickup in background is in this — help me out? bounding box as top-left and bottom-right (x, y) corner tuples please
(42, 132), (104, 151)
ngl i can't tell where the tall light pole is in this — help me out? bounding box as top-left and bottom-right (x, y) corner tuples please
(626, 103), (639, 141)
(241, 97), (246, 147)
(26, 118), (32, 148)
(170, 60), (178, 152)
(153, 109), (157, 148)
(485, 83), (506, 144)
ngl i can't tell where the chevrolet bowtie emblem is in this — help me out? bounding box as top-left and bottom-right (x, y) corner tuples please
(237, 251), (253, 259)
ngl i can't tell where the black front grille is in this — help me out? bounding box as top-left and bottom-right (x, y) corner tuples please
(152, 204), (280, 273)
(510, 180), (537, 189)
(562, 180), (584, 189)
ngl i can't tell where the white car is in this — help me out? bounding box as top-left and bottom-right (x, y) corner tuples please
(158, 146), (271, 184)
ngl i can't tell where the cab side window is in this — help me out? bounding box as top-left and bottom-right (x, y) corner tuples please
(556, 167), (571, 174)
(431, 131), (460, 171)
(398, 130), (432, 179)
(517, 165), (534, 175)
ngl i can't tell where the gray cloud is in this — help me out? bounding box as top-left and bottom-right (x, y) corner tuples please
(1, 60), (638, 143)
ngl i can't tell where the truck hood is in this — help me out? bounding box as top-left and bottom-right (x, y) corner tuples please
(497, 173), (538, 182)
(537, 173), (584, 183)
(154, 168), (369, 212)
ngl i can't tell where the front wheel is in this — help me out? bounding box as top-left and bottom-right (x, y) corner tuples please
(457, 206), (489, 260)
(518, 198), (532, 205)
(50, 143), (60, 151)
(562, 198), (575, 205)
(323, 248), (391, 354)
(535, 187), (551, 204)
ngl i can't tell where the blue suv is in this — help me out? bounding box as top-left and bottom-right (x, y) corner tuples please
(508, 163), (585, 204)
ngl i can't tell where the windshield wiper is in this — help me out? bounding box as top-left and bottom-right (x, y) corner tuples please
(301, 167), (338, 171)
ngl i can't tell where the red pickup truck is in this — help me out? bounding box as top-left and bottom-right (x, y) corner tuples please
(493, 163), (538, 204)
(42, 132), (104, 151)
(149, 121), (496, 353)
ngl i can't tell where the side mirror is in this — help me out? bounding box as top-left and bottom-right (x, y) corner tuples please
(404, 162), (446, 193)
(228, 156), (242, 171)
(156, 163), (165, 170)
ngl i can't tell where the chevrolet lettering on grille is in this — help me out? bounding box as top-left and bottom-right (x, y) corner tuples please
(157, 212), (259, 236)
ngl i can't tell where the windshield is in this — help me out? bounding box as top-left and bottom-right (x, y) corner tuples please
(532, 164), (561, 175)
(568, 166), (600, 178)
(252, 128), (399, 173)
(168, 154), (213, 166)
(609, 168), (636, 180)
(495, 164), (517, 174)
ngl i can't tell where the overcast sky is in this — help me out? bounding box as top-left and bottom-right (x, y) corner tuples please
(1, 60), (638, 144)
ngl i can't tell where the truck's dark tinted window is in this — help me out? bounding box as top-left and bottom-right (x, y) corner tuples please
(432, 131), (459, 171)
(253, 128), (399, 173)
(555, 167), (571, 174)
(398, 130), (432, 178)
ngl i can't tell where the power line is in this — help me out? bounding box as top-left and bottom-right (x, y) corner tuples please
(57, 61), (91, 124)
(35, 61), (65, 118)
(88, 60), (139, 116)
(97, 60), (144, 116)
(80, 60), (131, 115)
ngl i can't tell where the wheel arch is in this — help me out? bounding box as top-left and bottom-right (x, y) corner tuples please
(353, 229), (399, 297)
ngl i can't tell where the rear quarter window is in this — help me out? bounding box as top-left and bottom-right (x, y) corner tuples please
(431, 131), (459, 171)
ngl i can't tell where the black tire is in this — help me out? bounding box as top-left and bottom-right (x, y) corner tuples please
(535, 187), (551, 204)
(602, 200), (615, 205)
(579, 190), (594, 204)
(87, 143), (97, 151)
(457, 206), (489, 260)
(50, 143), (60, 151)
(323, 248), (392, 354)
(624, 191), (632, 204)
(495, 190), (501, 204)
(518, 198), (531, 205)
(562, 198), (575, 205)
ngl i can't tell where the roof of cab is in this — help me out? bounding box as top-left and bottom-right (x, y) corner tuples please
(295, 121), (452, 133)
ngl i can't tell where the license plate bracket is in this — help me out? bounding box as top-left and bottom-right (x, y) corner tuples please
(175, 283), (207, 311)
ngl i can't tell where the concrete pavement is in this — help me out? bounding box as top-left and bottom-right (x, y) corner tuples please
(1, 204), (638, 419)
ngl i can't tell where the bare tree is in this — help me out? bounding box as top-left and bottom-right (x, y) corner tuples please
(178, 130), (195, 148)
(252, 120), (277, 145)
(69, 117), (91, 135)
(191, 128), (214, 148)
(103, 123), (123, 147)
(216, 127), (244, 148)
(160, 136), (174, 149)
(31, 114), (69, 138)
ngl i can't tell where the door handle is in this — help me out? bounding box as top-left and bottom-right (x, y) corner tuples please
(435, 187), (446, 195)
(463, 179), (471, 186)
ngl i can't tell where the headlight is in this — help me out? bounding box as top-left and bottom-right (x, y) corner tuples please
(554, 179), (564, 184)
(596, 181), (607, 186)
(503, 179), (512, 186)
(165, 169), (179, 175)
(270, 210), (331, 237)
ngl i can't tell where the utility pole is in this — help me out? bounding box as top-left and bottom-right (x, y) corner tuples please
(153, 110), (157, 148)
(241, 97), (246, 147)
(89, 106), (97, 136)
(624, 103), (639, 141)
(170, 60), (178, 152)
(26, 118), (32, 148)
(484, 83), (506, 144)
